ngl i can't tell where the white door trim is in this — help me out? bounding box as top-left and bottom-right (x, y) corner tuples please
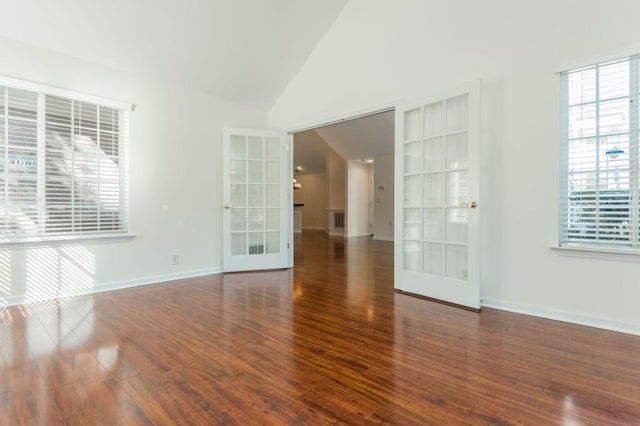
(284, 104), (396, 134)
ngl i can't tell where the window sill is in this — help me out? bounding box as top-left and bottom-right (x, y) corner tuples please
(551, 245), (640, 262)
(0, 234), (134, 249)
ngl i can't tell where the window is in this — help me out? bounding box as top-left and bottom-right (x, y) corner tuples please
(560, 56), (639, 250)
(0, 78), (130, 242)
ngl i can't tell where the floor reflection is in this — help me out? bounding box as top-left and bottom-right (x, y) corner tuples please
(292, 231), (396, 420)
(0, 232), (638, 423)
(0, 292), (125, 424)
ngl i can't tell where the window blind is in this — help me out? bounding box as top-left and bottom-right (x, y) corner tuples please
(560, 56), (640, 249)
(0, 82), (129, 241)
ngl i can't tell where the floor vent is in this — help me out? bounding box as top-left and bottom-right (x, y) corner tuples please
(248, 243), (264, 255)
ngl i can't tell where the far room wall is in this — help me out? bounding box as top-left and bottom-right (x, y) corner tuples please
(346, 161), (373, 237)
(293, 173), (328, 231)
(373, 154), (394, 241)
(326, 146), (346, 236)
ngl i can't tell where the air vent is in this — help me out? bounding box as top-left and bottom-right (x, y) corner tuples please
(248, 243), (264, 255)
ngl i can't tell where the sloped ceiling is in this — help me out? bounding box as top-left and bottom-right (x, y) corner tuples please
(314, 111), (394, 160)
(0, 0), (347, 109)
(293, 130), (328, 175)
(294, 110), (394, 174)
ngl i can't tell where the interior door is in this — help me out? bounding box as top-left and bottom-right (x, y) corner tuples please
(394, 82), (481, 309)
(222, 128), (290, 272)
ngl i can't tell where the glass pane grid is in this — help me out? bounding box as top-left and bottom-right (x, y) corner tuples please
(0, 89), (127, 239)
(424, 102), (444, 137)
(402, 94), (469, 279)
(424, 137), (443, 172)
(404, 108), (422, 141)
(562, 56), (640, 247)
(248, 136), (264, 159)
(446, 95), (469, 133)
(229, 134), (280, 257)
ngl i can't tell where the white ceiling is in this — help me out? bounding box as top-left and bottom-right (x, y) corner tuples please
(294, 110), (394, 174)
(0, 0), (347, 109)
(293, 130), (328, 175)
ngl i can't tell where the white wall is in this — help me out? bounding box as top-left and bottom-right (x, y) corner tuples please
(293, 173), (328, 230)
(373, 154), (394, 241)
(326, 146), (346, 210)
(346, 162), (372, 237)
(269, 0), (640, 334)
(0, 36), (267, 305)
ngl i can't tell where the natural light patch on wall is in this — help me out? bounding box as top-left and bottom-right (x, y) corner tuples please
(25, 246), (95, 303)
(0, 250), (10, 308)
(26, 248), (62, 302)
(0, 324), (12, 364)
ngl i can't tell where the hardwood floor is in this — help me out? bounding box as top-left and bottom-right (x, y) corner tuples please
(1, 231), (639, 424)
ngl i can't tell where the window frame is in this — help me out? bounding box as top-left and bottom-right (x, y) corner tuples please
(0, 76), (133, 246)
(559, 55), (640, 253)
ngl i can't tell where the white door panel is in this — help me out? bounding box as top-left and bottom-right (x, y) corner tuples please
(222, 128), (290, 272)
(394, 82), (481, 309)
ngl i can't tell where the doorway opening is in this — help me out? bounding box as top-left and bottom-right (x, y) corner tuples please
(291, 109), (396, 256)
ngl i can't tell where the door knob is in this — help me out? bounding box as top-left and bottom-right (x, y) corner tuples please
(469, 201), (477, 209)
(224, 203), (233, 209)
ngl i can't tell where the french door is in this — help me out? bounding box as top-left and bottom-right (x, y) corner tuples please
(222, 128), (291, 272)
(394, 82), (481, 309)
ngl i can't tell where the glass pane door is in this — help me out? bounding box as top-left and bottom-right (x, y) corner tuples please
(395, 83), (480, 309)
(223, 129), (289, 272)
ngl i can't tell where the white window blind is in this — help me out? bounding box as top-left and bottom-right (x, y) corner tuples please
(0, 81), (130, 241)
(560, 56), (640, 249)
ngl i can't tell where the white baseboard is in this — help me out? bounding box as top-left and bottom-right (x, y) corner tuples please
(373, 236), (394, 242)
(302, 226), (325, 231)
(93, 267), (222, 295)
(482, 298), (640, 336)
(327, 231), (344, 237)
(5, 270), (637, 337)
(0, 267), (222, 308)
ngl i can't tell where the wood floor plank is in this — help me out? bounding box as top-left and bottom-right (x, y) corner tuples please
(3, 391), (64, 426)
(0, 231), (639, 424)
(84, 377), (153, 426)
(0, 392), (14, 426)
(51, 381), (100, 425)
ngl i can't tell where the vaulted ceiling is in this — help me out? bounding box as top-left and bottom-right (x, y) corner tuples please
(0, 0), (348, 109)
(294, 111), (395, 174)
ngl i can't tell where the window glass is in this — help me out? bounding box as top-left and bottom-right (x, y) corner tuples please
(561, 57), (636, 248)
(0, 84), (129, 240)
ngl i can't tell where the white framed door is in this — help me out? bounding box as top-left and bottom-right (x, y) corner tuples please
(222, 128), (291, 272)
(394, 81), (481, 309)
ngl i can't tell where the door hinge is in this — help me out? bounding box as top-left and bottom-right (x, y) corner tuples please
(287, 242), (290, 249)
